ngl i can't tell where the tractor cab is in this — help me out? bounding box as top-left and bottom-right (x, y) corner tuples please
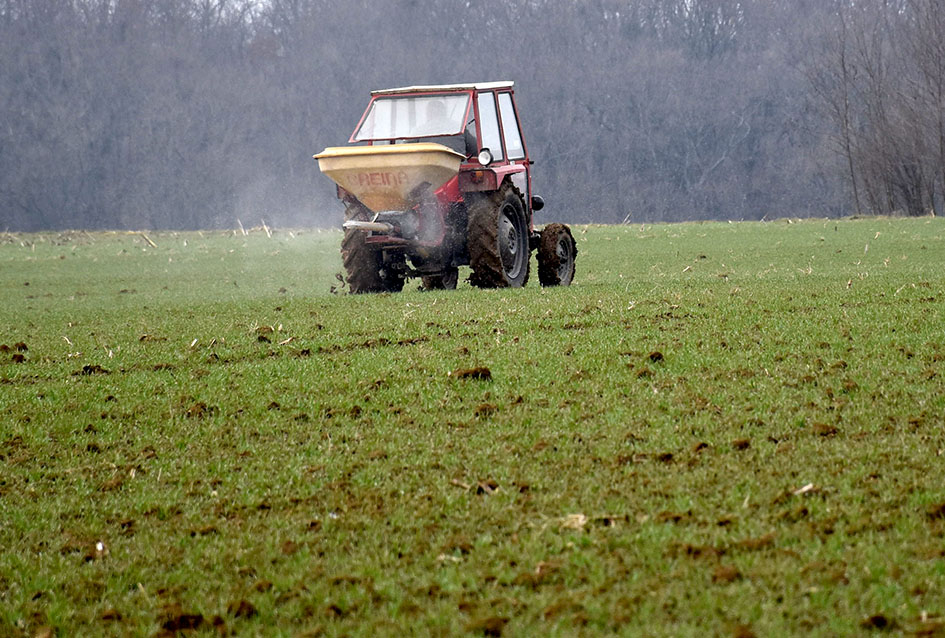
(346, 82), (538, 215)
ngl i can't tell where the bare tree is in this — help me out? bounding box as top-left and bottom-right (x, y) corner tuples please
(808, 0), (944, 217)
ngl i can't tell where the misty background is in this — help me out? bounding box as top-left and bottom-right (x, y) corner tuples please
(1, 0), (942, 231)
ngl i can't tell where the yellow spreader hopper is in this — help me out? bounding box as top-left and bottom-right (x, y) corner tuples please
(314, 143), (465, 213)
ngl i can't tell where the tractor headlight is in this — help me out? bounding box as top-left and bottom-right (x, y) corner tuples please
(477, 148), (493, 167)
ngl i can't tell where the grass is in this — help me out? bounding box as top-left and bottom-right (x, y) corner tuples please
(0, 218), (944, 637)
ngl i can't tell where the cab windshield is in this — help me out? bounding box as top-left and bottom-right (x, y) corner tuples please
(353, 93), (470, 141)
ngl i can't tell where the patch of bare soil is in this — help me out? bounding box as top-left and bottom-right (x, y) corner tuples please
(319, 335), (430, 354)
(466, 615), (508, 636)
(73, 364), (109, 375)
(451, 366), (492, 380)
(860, 614), (896, 631)
(185, 402), (215, 418)
(812, 423), (839, 437)
(1, 341), (29, 354)
(158, 604), (205, 634)
(227, 599), (257, 618)
(475, 403), (498, 418)
(667, 542), (722, 559)
(656, 510), (693, 524)
(735, 532), (776, 551)
(731, 625), (757, 638)
(712, 564), (741, 584)
(926, 502), (945, 521)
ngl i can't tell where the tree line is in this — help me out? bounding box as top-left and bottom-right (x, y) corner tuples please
(809, 0), (945, 218)
(0, 0), (941, 231)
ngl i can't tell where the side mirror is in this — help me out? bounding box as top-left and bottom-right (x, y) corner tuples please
(531, 195), (545, 212)
(477, 148), (493, 167)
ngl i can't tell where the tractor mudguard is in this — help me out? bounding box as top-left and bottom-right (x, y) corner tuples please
(459, 168), (498, 192)
(459, 164), (525, 193)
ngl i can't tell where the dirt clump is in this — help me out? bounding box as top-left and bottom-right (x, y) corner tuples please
(475, 403), (498, 418)
(731, 625), (757, 638)
(451, 366), (492, 380)
(466, 616), (508, 636)
(74, 364), (109, 375)
(227, 599), (257, 618)
(812, 423), (839, 437)
(860, 614), (895, 630)
(712, 564), (741, 584)
(926, 502), (945, 521)
(160, 605), (204, 632)
(736, 532), (776, 551)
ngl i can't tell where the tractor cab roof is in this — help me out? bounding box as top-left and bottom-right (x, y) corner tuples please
(371, 81), (514, 96)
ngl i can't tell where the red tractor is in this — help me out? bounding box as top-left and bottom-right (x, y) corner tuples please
(315, 82), (576, 293)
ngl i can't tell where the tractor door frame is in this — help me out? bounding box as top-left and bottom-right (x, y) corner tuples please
(471, 89), (534, 225)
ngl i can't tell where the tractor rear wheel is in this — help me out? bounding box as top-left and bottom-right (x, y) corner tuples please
(341, 204), (404, 294)
(422, 268), (458, 290)
(537, 223), (577, 286)
(467, 184), (530, 288)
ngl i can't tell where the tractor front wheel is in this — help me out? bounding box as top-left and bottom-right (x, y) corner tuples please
(467, 184), (530, 288)
(537, 223), (577, 286)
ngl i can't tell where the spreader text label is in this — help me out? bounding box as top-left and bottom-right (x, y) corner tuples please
(347, 171), (409, 188)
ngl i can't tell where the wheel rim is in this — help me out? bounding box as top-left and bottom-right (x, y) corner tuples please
(499, 204), (525, 281)
(556, 235), (573, 280)
(442, 268), (458, 289)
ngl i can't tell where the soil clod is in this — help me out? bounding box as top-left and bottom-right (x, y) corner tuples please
(812, 423), (839, 437)
(736, 532), (775, 551)
(475, 403), (498, 418)
(732, 625), (757, 638)
(860, 614), (894, 630)
(926, 502), (945, 521)
(476, 479), (499, 495)
(161, 608), (204, 632)
(466, 616), (509, 636)
(227, 599), (257, 618)
(75, 364), (109, 375)
(712, 564), (741, 584)
(452, 366), (492, 380)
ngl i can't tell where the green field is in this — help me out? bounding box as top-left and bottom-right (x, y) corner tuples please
(1, 219), (944, 637)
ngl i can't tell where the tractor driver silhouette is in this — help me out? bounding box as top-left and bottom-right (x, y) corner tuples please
(413, 99), (455, 136)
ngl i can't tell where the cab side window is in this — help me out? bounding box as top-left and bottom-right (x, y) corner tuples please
(477, 92), (504, 161)
(498, 93), (525, 160)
